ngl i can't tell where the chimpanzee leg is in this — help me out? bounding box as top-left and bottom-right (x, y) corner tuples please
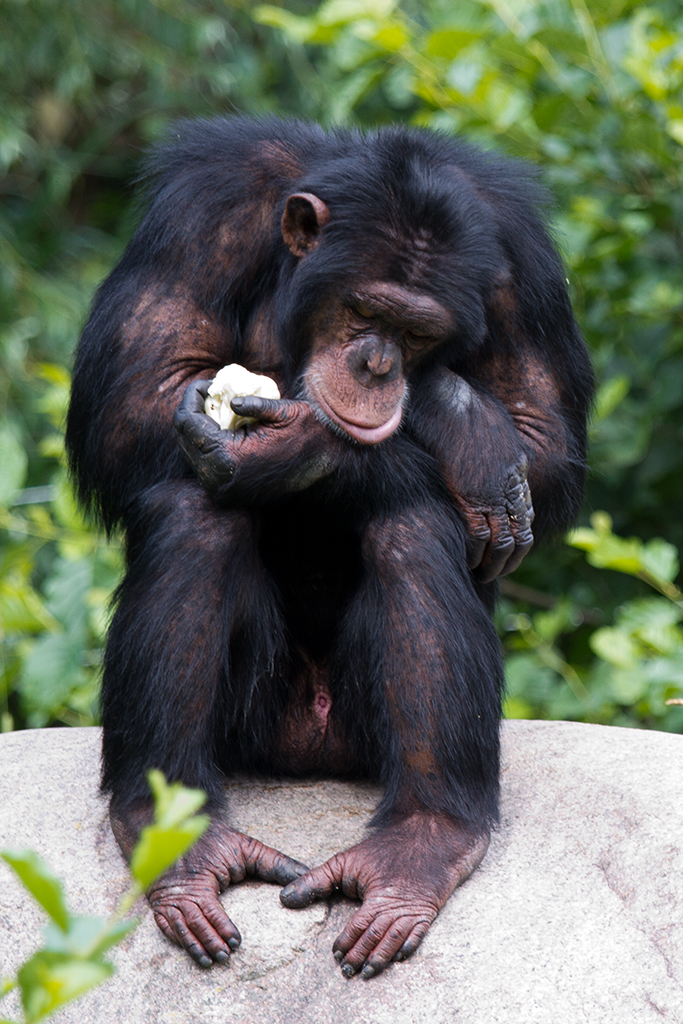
(103, 480), (307, 967)
(281, 500), (502, 978)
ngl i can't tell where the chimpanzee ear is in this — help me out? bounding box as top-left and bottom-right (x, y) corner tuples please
(281, 193), (331, 258)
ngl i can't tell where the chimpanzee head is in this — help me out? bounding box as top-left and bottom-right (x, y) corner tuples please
(277, 139), (508, 444)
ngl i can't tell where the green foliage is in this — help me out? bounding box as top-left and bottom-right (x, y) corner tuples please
(0, 773), (208, 1024)
(501, 514), (683, 729)
(1, 0), (683, 733)
(0, 364), (121, 729)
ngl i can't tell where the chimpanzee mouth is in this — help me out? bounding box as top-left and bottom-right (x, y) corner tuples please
(310, 385), (403, 444)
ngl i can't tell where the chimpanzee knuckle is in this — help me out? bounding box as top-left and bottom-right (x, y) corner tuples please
(153, 911), (179, 945)
(516, 527), (534, 551)
(320, 851), (346, 888)
(334, 923), (362, 955)
(183, 901), (210, 928)
(490, 527), (515, 556)
(470, 522), (492, 542)
(205, 905), (240, 943)
(363, 915), (394, 945)
(365, 925), (412, 973)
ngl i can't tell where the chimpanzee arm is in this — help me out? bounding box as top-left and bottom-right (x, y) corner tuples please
(66, 120), (316, 531)
(403, 159), (593, 581)
(407, 368), (535, 582)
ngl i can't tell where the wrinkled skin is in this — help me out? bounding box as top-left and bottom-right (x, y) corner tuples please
(281, 813), (489, 979)
(111, 807), (309, 968)
(114, 803), (487, 977)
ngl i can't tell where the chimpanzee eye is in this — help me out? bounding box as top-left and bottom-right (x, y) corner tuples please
(405, 331), (431, 348)
(353, 305), (375, 323)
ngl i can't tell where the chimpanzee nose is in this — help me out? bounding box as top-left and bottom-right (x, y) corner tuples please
(349, 338), (401, 385)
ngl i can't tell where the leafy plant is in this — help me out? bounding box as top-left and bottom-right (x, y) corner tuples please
(2, 0), (683, 734)
(0, 772), (209, 1024)
(501, 514), (683, 730)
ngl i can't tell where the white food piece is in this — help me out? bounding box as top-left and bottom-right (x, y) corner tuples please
(204, 364), (281, 432)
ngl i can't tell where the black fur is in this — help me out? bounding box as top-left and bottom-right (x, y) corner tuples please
(66, 116), (592, 841)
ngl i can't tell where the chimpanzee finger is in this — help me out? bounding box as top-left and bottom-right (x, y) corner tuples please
(360, 917), (425, 977)
(242, 838), (310, 886)
(230, 395), (299, 425)
(198, 895), (243, 954)
(522, 479), (535, 521)
(332, 905), (385, 961)
(499, 477), (534, 575)
(335, 912), (403, 976)
(500, 526), (534, 576)
(161, 906), (214, 968)
(179, 378), (213, 415)
(280, 856), (344, 907)
(174, 395), (226, 450)
(392, 920), (431, 962)
(178, 900), (236, 962)
(462, 510), (490, 569)
(475, 509), (515, 583)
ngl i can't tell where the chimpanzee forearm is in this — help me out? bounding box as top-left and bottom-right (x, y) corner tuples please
(407, 367), (535, 581)
(473, 343), (590, 539)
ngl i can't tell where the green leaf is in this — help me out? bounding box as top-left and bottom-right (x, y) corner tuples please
(608, 666), (650, 704)
(0, 426), (27, 507)
(1, 851), (70, 931)
(17, 952), (112, 1023)
(0, 579), (58, 634)
(129, 819), (210, 891)
(372, 26), (409, 51)
(43, 915), (137, 958)
(590, 627), (640, 668)
(128, 772), (209, 888)
(640, 538), (680, 584)
(253, 5), (315, 42)
(592, 375), (630, 422)
(426, 29), (482, 58)
(147, 771), (207, 829)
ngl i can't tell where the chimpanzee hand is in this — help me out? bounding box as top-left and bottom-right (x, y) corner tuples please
(280, 813), (488, 979)
(174, 379), (339, 502)
(454, 451), (534, 583)
(147, 821), (309, 967)
(407, 367), (534, 582)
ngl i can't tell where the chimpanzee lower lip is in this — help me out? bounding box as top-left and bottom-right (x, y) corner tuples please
(311, 389), (403, 444)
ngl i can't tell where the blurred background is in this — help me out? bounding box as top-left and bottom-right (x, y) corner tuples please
(1, 0), (683, 734)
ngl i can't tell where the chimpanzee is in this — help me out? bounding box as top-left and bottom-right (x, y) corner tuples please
(66, 116), (592, 979)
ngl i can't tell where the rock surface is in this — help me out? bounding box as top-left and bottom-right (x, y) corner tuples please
(0, 721), (682, 1023)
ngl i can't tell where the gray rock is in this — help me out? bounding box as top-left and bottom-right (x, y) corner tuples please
(0, 721), (682, 1023)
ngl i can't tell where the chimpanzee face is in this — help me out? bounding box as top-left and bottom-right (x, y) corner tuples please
(281, 193), (453, 444)
(302, 282), (452, 444)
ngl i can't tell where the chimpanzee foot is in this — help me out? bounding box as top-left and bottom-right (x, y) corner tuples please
(112, 811), (309, 968)
(280, 812), (488, 978)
